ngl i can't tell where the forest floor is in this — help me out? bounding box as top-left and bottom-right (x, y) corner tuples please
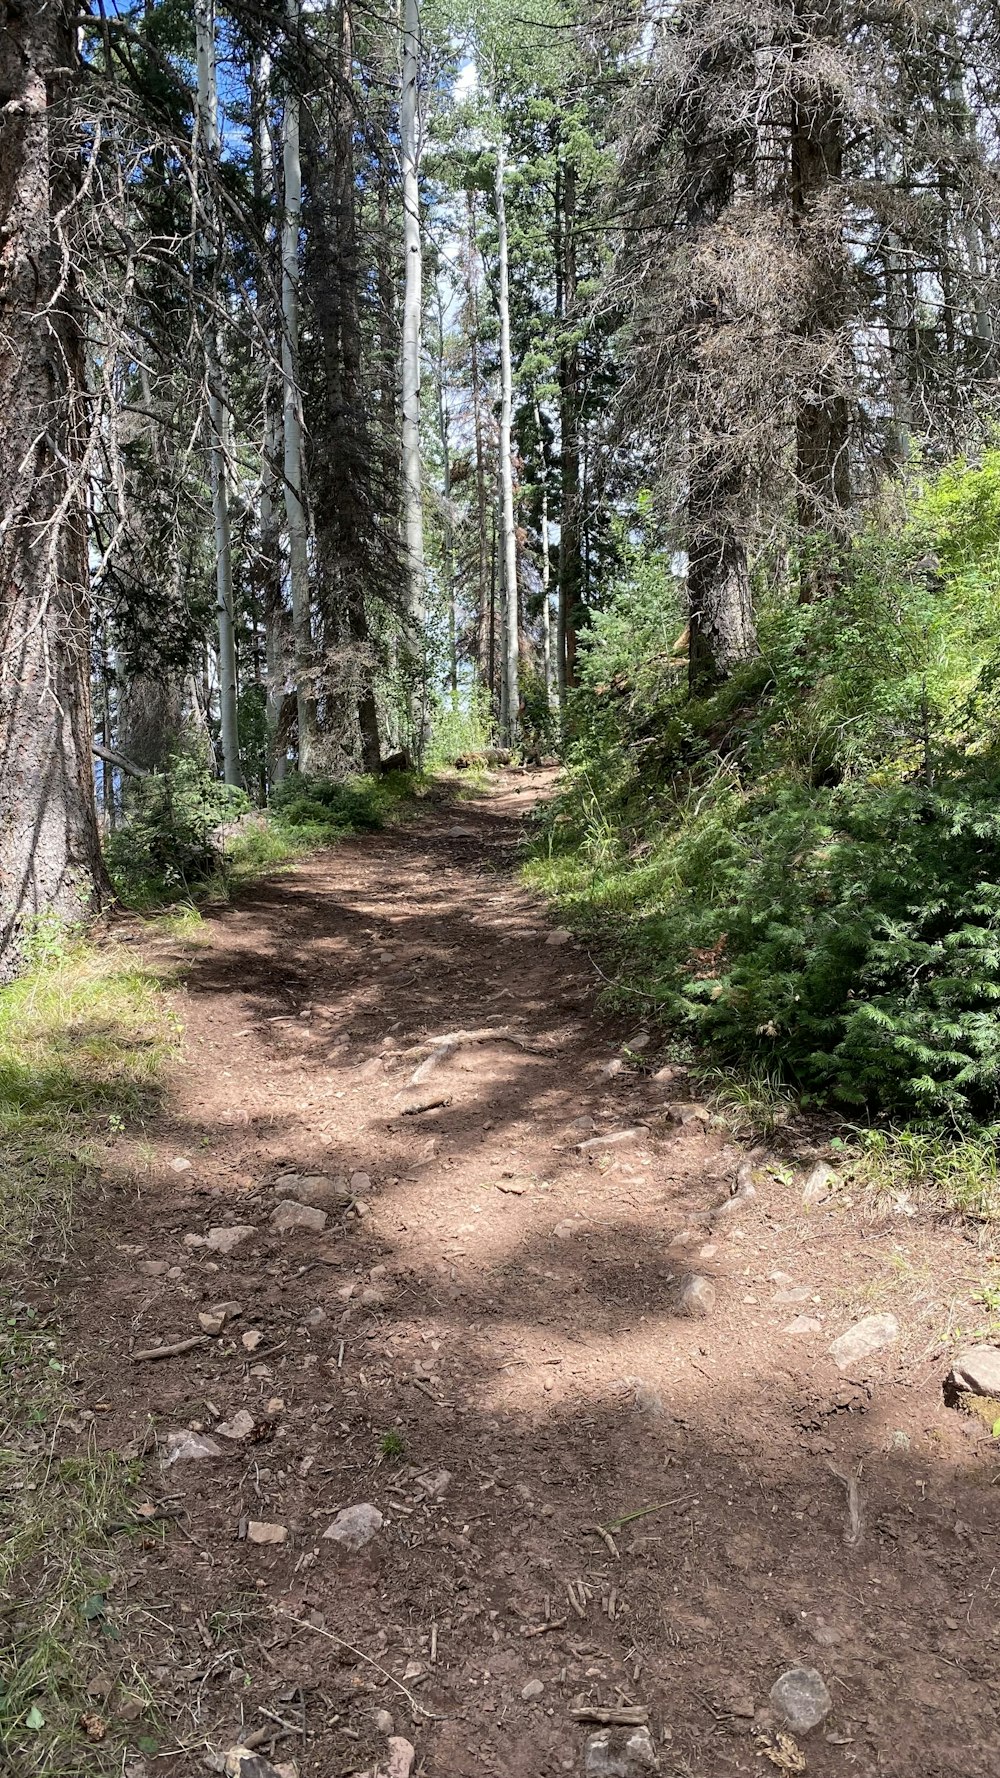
(42, 770), (1000, 1777)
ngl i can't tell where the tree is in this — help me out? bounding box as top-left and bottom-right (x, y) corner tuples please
(0, 1), (106, 972)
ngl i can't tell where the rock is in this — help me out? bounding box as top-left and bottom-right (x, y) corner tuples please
(270, 1200), (327, 1235)
(546, 929), (572, 946)
(350, 1171), (372, 1193)
(623, 1031), (650, 1051)
(415, 1468), (452, 1499)
(600, 1058), (625, 1078)
(784, 1316), (823, 1335)
(577, 1126), (649, 1151)
(554, 1218), (589, 1240)
(773, 1285), (812, 1305)
(198, 1312), (225, 1335)
(521, 1678), (544, 1701)
(947, 1344), (1000, 1398)
(183, 1233), (206, 1249)
(584, 1727), (659, 1776)
(680, 1274), (716, 1317)
(323, 1502), (383, 1550)
(223, 1749), (294, 1778)
(216, 1409), (255, 1440)
(205, 1225), (256, 1255)
(139, 1260), (168, 1277)
(273, 1174), (348, 1211)
(652, 1063), (687, 1085)
(170, 1157), (192, 1173)
(373, 1709), (395, 1736)
(162, 1431), (222, 1465)
(241, 1329), (264, 1351)
(568, 1115), (595, 1135)
(246, 1521), (287, 1545)
(769, 1665), (832, 1733)
(803, 1163), (838, 1205)
(386, 1738), (415, 1778)
(828, 1312), (899, 1372)
(698, 1242), (717, 1260)
(667, 1102), (711, 1126)
(211, 1300), (243, 1319)
(632, 1378), (664, 1417)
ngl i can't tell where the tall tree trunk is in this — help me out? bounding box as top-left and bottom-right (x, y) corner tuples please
(399, 0), (425, 736)
(790, 0), (851, 554)
(280, 0), (317, 770)
(0, 1), (106, 973)
(465, 191), (492, 698)
(194, 0), (241, 785)
(556, 154), (582, 707)
(534, 396), (554, 709)
(435, 286), (459, 700)
(494, 142), (520, 746)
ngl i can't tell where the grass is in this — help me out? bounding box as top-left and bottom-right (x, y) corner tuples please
(0, 933), (176, 1773)
(846, 1124), (1000, 1224)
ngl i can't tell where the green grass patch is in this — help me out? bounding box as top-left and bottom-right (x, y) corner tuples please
(0, 933), (175, 1772)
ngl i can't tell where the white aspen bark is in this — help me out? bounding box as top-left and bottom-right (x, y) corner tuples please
(194, 0), (241, 786)
(534, 395), (553, 708)
(280, 0), (317, 771)
(400, 0), (426, 722)
(495, 141), (520, 745)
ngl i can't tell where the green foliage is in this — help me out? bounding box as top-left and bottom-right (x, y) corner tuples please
(105, 754), (249, 905)
(425, 691), (495, 768)
(532, 456), (1000, 1132)
(270, 770), (416, 835)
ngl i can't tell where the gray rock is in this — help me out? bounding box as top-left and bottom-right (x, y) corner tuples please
(162, 1430), (223, 1465)
(623, 1031), (650, 1052)
(829, 1312), (899, 1372)
(680, 1273), (716, 1317)
(521, 1678), (544, 1700)
(323, 1502), (383, 1550)
(386, 1738), (415, 1778)
(624, 1727), (659, 1771)
(577, 1126), (649, 1151)
(270, 1200), (327, 1235)
(784, 1315), (823, 1336)
(373, 1708), (395, 1736)
(584, 1727), (659, 1776)
(139, 1260), (169, 1277)
(273, 1173), (348, 1211)
(948, 1344), (1000, 1398)
(802, 1162), (838, 1205)
(769, 1665), (832, 1733)
(216, 1408), (255, 1440)
(546, 928), (572, 946)
(205, 1224), (256, 1255)
(773, 1285), (812, 1305)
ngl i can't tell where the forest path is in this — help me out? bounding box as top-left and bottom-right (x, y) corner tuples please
(73, 771), (995, 1778)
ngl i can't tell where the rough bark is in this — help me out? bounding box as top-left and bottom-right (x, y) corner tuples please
(494, 142), (520, 746)
(399, 0), (425, 721)
(0, 0), (106, 973)
(281, 0), (318, 769)
(556, 154), (582, 704)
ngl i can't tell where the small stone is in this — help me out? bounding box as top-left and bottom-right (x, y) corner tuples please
(680, 1274), (716, 1317)
(217, 1409), (255, 1440)
(773, 1285), (812, 1305)
(624, 1726), (659, 1770)
(698, 1243), (717, 1260)
(374, 1709), (395, 1736)
(577, 1126), (649, 1151)
(803, 1162), (838, 1205)
(270, 1200), (327, 1235)
(585, 1729), (658, 1777)
(600, 1058), (624, 1078)
(246, 1521), (288, 1545)
(667, 1101), (711, 1126)
(623, 1031), (650, 1051)
(170, 1157), (192, 1173)
(205, 1225), (256, 1255)
(183, 1233), (206, 1249)
(386, 1738), (415, 1778)
(361, 1285), (388, 1307)
(521, 1678), (544, 1701)
(546, 928), (572, 946)
(809, 1623), (843, 1647)
(784, 1316), (823, 1335)
(633, 1378), (664, 1417)
(139, 1260), (169, 1277)
(323, 1502), (383, 1550)
(304, 1305), (326, 1326)
(947, 1344), (1000, 1398)
(241, 1330), (264, 1351)
(652, 1063), (687, 1084)
(162, 1431), (222, 1465)
(769, 1665), (832, 1733)
(350, 1171), (372, 1193)
(211, 1300), (243, 1319)
(568, 1115), (595, 1134)
(199, 1312), (225, 1335)
(828, 1312), (899, 1372)
(553, 1218), (588, 1239)
(274, 1174), (348, 1211)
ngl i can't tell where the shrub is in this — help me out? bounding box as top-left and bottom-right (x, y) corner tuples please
(105, 755), (249, 904)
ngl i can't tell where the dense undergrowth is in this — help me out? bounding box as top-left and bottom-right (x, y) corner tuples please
(530, 455), (1000, 1209)
(0, 933), (176, 1772)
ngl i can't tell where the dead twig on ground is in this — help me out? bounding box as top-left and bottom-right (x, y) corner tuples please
(278, 1612), (449, 1721)
(569, 1704), (648, 1725)
(131, 1336), (207, 1362)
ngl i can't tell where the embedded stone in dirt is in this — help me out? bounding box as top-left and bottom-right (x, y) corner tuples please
(947, 1345), (1000, 1398)
(680, 1274), (716, 1317)
(584, 1725), (659, 1775)
(170, 1156), (192, 1173)
(323, 1502), (383, 1549)
(241, 1329), (264, 1351)
(623, 1030), (650, 1051)
(773, 1285), (812, 1305)
(374, 1708), (395, 1735)
(554, 1218), (590, 1240)
(163, 1430), (223, 1464)
(139, 1260), (169, 1277)
(521, 1678), (544, 1701)
(828, 1312), (899, 1372)
(769, 1665), (832, 1733)
(667, 1103), (711, 1126)
(802, 1162), (838, 1205)
(205, 1225), (256, 1254)
(546, 928), (572, 946)
(223, 1747), (295, 1778)
(784, 1316), (823, 1335)
(270, 1200), (328, 1235)
(351, 1171), (372, 1192)
(577, 1126), (649, 1151)
(273, 1174), (349, 1211)
(216, 1408), (255, 1440)
(246, 1521), (287, 1545)
(386, 1737), (415, 1778)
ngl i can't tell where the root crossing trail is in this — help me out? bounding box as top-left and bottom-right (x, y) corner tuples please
(70, 774), (996, 1777)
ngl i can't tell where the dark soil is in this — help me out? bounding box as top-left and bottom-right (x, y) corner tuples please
(56, 772), (1000, 1776)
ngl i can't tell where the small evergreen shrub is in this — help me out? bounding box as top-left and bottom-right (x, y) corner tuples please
(105, 755), (249, 903)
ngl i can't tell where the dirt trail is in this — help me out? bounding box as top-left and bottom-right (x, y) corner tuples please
(66, 772), (997, 1777)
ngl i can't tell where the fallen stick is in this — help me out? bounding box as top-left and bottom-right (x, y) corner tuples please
(131, 1336), (207, 1362)
(521, 1617), (567, 1638)
(278, 1611), (449, 1721)
(585, 1523), (620, 1559)
(569, 1705), (648, 1726)
(604, 1495), (694, 1532)
(827, 1459), (864, 1547)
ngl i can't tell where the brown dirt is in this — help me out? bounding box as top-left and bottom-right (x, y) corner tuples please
(56, 772), (1000, 1775)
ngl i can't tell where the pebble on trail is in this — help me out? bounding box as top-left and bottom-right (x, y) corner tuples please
(323, 1502), (384, 1550)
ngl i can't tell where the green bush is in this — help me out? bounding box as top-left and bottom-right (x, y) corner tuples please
(270, 769), (415, 834)
(105, 755), (249, 904)
(531, 455), (1000, 1125)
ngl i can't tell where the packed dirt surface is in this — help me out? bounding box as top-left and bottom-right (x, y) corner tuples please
(59, 772), (999, 1776)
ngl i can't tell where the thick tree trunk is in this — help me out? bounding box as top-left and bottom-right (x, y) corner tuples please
(465, 191), (492, 700)
(281, 0), (317, 770)
(0, 1), (106, 973)
(399, 0), (425, 734)
(790, 0), (851, 550)
(194, 0), (242, 785)
(556, 155), (582, 706)
(494, 143), (520, 746)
